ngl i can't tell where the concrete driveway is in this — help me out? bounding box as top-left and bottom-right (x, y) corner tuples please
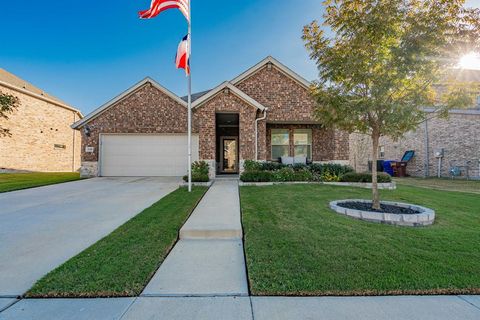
(0, 177), (180, 297)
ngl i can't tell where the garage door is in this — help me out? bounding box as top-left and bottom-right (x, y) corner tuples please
(100, 134), (199, 177)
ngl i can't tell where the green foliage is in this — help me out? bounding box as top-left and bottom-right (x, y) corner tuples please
(0, 173), (81, 193)
(302, 0), (480, 207)
(241, 161), (352, 182)
(183, 161), (209, 182)
(241, 184), (480, 295)
(0, 91), (20, 137)
(243, 160), (263, 171)
(340, 172), (392, 183)
(240, 171), (274, 182)
(320, 169), (341, 182)
(303, 0), (479, 139)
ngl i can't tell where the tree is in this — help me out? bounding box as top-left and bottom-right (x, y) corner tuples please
(0, 91), (20, 137)
(303, 0), (480, 209)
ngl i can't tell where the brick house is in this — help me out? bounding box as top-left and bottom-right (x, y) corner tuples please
(73, 57), (350, 178)
(349, 70), (480, 179)
(0, 68), (82, 172)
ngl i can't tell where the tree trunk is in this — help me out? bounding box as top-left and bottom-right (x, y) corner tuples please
(371, 131), (381, 210)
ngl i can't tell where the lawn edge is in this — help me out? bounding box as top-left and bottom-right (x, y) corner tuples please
(24, 186), (209, 299)
(0, 175), (83, 194)
(250, 287), (480, 297)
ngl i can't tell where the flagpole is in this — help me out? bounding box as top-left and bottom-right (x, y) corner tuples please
(187, 3), (192, 192)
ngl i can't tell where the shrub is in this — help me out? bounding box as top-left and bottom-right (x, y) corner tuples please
(320, 169), (341, 182)
(183, 161), (209, 182)
(273, 167), (297, 182)
(293, 168), (314, 181)
(340, 172), (392, 183)
(240, 170), (273, 182)
(260, 161), (286, 171)
(243, 160), (262, 172)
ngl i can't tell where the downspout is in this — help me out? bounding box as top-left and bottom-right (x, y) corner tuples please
(424, 118), (429, 177)
(72, 112), (76, 172)
(255, 108), (268, 160)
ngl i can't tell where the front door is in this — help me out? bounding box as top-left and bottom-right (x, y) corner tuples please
(220, 136), (238, 173)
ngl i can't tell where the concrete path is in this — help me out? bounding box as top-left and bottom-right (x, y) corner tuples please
(1, 295), (480, 319)
(142, 179), (249, 297)
(180, 179), (242, 239)
(0, 177), (179, 296)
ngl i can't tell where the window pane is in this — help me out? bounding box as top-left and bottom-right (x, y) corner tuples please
(294, 145), (311, 159)
(272, 146), (289, 160)
(294, 129), (312, 145)
(271, 129), (289, 145)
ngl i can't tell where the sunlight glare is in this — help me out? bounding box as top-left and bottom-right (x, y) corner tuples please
(458, 52), (480, 70)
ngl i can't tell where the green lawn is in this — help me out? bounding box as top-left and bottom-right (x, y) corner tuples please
(395, 177), (480, 194)
(240, 184), (480, 296)
(27, 186), (207, 298)
(0, 172), (81, 193)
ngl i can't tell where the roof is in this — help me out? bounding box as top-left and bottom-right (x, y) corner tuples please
(0, 68), (82, 116)
(72, 77), (187, 129)
(181, 90), (211, 102)
(1, 68), (66, 105)
(75, 56), (309, 128)
(191, 82), (266, 111)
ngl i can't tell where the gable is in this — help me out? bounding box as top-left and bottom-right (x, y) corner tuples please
(192, 82), (265, 112)
(72, 78), (186, 129)
(234, 65), (317, 123)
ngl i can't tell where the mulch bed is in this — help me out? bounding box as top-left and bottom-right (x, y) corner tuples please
(338, 201), (420, 214)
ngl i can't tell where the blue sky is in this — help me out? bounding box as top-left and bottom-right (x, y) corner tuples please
(1, 0), (479, 114)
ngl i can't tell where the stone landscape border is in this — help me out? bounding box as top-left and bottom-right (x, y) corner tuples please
(329, 199), (435, 227)
(239, 181), (396, 189)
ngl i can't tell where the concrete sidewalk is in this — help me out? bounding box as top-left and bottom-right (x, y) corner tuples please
(1, 295), (480, 319)
(142, 179), (248, 297)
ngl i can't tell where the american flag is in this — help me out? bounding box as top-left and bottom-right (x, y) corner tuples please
(139, 0), (190, 22)
(175, 34), (190, 75)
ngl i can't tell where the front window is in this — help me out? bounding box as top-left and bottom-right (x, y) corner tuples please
(271, 129), (289, 160)
(294, 129), (312, 159)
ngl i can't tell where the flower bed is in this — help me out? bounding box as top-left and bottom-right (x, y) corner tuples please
(240, 161), (392, 185)
(329, 199), (435, 227)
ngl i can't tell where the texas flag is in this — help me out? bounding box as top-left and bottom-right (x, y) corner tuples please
(175, 34), (190, 75)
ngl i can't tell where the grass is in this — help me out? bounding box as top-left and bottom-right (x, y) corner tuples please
(0, 172), (81, 193)
(27, 186), (207, 298)
(395, 177), (480, 194)
(240, 184), (480, 296)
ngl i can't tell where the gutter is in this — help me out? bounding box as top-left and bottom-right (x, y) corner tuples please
(255, 108), (268, 160)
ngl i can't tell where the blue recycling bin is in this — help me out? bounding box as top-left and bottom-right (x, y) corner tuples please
(383, 160), (395, 176)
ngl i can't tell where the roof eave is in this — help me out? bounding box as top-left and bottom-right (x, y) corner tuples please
(191, 82), (266, 111)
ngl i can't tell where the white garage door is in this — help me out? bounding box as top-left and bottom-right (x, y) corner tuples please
(100, 134), (199, 177)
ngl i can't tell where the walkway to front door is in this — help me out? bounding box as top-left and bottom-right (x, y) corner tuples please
(142, 178), (248, 296)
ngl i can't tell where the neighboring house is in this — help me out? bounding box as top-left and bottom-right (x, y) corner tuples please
(350, 70), (480, 179)
(73, 56), (350, 178)
(0, 68), (83, 172)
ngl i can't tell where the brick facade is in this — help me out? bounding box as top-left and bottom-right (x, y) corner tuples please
(349, 110), (480, 178)
(0, 85), (81, 172)
(235, 65), (317, 122)
(194, 91), (258, 161)
(77, 58), (351, 177)
(81, 82), (195, 163)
